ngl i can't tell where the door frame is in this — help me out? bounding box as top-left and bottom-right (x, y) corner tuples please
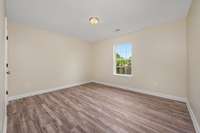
(3, 17), (8, 133)
(4, 17), (8, 105)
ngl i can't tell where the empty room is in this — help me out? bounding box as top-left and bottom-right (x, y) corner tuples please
(0, 0), (200, 133)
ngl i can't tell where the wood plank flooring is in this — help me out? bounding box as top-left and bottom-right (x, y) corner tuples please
(7, 83), (195, 133)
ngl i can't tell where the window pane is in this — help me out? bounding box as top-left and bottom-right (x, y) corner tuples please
(115, 43), (132, 75)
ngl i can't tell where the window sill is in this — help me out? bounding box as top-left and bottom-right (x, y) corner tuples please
(113, 73), (133, 77)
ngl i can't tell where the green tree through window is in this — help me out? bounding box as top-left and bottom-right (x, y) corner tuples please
(114, 43), (132, 75)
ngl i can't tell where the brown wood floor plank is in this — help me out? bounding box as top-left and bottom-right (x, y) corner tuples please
(7, 83), (196, 133)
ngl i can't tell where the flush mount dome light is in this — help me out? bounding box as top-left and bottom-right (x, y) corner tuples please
(89, 17), (99, 25)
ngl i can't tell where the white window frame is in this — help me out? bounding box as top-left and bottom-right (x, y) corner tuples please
(113, 43), (133, 77)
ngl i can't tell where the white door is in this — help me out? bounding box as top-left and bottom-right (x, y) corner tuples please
(4, 17), (8, 106)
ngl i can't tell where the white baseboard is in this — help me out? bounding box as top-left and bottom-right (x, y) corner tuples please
(8, 81), (91, 101)
(186, 100), (200, 133)
(3, 113), (7, 133)
(8, 80), (187, 103)
(91, 80), (187, 103)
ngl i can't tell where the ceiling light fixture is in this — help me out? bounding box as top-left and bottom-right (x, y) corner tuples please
(89, 17), (99, 25)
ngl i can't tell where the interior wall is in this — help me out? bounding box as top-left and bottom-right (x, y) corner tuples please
(8, 20), (188, 100)
(92, 20), (187, 98)
(0, 0), (6, 132)
(187, 0), (200, 127)
(8, 23), (92, 97)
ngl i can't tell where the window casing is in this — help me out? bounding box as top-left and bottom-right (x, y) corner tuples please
(113, 43), (133, 76)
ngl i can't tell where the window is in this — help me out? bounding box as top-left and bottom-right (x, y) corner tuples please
(113, 43), (133, 76)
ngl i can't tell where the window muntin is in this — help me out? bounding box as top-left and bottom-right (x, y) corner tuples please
(114, 43), (132, 76)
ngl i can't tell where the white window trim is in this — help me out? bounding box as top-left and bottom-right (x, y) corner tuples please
(113, 43), (133, 77)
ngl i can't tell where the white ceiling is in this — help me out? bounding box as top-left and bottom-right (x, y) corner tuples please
(7, 0), (191, 42)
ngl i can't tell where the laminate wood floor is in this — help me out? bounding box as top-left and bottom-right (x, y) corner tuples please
(7, 83), (195, 133)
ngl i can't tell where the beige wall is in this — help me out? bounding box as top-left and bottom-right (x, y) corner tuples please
(8, 20), (188, 99)
(92, 20), (187, 98)
(187, 0), (200, 127)
(8, 23), (92, 97)
(0, 0), (5, 132)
